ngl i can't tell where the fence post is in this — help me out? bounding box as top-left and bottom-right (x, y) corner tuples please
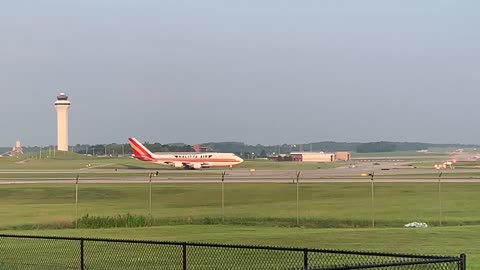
(303, 249), (308, 270)
(221, 171), (225, 223)
(438, 172), (443, 226)
(75, 174), (79, 229)
(369, 171), (375, 228)
(296, 171), (301, 227)
(182, 244), (187, 270)
(460, 253), (466, 270)
(80, 239), (85, 270)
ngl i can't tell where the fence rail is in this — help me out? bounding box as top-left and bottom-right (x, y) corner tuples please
(0, 234), (465, 269)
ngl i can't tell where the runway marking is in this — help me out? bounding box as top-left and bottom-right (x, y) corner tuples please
(1, 178), (479, 184)
(15, 159), (31, 164)
(77, 163), (114, 171)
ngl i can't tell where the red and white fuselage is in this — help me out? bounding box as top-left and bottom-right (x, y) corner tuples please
(129, 138), (243, 169)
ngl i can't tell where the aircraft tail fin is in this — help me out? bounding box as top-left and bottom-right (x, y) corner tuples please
(193, 144), (201, 152)
(128, 138), (155, 161)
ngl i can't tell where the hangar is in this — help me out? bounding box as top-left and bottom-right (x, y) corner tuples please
(335, 152), (351, 161)
(290, 151), (351, 162)
(291, 152), (336, 162)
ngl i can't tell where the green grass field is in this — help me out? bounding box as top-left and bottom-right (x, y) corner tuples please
(2, 225), (477, 268)
(2, 182), (480, 229)
(236, 160), (346, 170)
(1, 182), (479, 267)
(409, 160), (480, 169)
(352, 151), (449, 158)
(1, 153), (479, 268)
(0, 172), (218, 179)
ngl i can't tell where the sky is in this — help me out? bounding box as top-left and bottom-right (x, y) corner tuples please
(1, 1), (479, 146)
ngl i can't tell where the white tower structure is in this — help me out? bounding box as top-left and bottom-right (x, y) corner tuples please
(10, 140), (23, 156)
(54, 93), (71, 151)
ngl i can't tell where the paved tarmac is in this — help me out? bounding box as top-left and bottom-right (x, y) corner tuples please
(0, 161), (478, 184)
(1, 176), (479, 185)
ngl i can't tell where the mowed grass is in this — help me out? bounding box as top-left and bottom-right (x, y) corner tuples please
(0, 156), (168, 170)
(352, 151), (448, 158)
(379, 172), (480, 179)
(409, 160), (480, 169)
(2, 183), (480, 229)
(2, 225), (479, 268)
(235, 160), (347, 170)
(0, 172), (218, 179)
(2, 183), (480, 268)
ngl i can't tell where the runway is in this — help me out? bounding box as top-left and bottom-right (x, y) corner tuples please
(1, 176), (479, 184)
(0, 161), (478, 184)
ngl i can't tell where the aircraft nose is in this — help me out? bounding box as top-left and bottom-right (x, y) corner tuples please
(237, 157), (244, 163)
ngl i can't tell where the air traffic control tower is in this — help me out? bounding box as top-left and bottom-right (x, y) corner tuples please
(54, 93), (71, 151)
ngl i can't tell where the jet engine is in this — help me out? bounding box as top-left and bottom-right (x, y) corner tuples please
(193, 163), (202, 169)
(174, 162), (183, 168)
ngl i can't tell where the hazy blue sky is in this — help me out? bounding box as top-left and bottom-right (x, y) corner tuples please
(1, 1), (479, 146)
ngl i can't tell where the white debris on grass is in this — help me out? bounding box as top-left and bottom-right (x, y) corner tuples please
(404, 222), (428, 228)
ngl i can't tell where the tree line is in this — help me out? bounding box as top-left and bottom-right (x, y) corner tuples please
(9, 140), (480, 156)
(72, 143), (194, 156)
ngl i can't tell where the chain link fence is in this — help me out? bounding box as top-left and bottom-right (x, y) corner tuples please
(0, 234), (465, 270)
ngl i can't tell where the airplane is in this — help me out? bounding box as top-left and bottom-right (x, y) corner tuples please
(128, 138), (244, 169)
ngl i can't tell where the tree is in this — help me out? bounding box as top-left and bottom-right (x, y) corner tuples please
(356, 142), (397, 153)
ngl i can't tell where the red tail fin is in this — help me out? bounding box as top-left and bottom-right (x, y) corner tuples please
(193, 144), (201, 152)
(128, 138), (154, 161)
